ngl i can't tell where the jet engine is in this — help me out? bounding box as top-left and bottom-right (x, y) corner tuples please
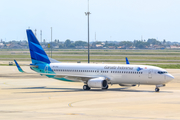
(87, 77), (108, 88)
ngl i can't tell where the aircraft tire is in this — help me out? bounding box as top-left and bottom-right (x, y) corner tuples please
(155, 88), (160, 92)
(83, 85), (90, 90)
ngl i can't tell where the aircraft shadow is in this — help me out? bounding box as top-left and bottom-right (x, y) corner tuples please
(5, 86), (173, 93)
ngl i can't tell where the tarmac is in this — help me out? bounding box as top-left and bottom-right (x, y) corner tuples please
(0, 66), (180, 120)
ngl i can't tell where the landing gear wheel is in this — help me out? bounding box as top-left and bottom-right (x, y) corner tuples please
(102, 85), (109, 90)
(83, 85), (90, 90)
(155, 88), (160, 92)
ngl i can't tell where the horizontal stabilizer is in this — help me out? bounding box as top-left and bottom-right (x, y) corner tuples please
(14, 60), (25, 73)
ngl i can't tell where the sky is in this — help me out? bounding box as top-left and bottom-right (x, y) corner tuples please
(0, 0), (180, 42)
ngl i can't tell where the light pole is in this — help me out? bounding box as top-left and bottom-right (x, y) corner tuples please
(51, 27), (52, 58)
(85, 0), (91, 63)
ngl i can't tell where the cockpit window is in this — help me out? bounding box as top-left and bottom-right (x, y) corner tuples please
(158, 71), (167, 74)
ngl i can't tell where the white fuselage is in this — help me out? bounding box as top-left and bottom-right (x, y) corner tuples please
(49, 63), (174, 85)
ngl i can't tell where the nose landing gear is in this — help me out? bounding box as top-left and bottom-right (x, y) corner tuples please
(155, 84), (165, 92)
(155, 87), (160, 92)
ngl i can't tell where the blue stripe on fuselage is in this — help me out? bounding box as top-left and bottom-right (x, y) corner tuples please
(30, 63), (74, 82)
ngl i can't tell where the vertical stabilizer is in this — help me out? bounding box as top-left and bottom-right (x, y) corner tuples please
(26, 29), (50, 64)
(126, 57), (130, 64)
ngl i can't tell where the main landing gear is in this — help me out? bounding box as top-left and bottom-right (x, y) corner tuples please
(83, 85), (91, 90)
(83, 85), (109, 90)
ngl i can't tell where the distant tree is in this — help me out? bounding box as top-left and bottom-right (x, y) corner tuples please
(74, 41), (87, 46)
(59, 44), (64, 49)
(69, 43), (75, 48)
(107, 43), (116, 47)
(134, 41), (149, 49)
(119, 41), (133, 48)
(163, 39), (166, 44)
(147, 38), (161, 45)
(64, 39), (71, 47)
(96, 41), (102, 44)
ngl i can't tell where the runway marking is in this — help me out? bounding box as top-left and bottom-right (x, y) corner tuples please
(68, 101), (78, 107)
(68, 99), (89, 107)
(0, 111), (22, 113)
(66, 113), (79, 115)
(68, 98), (106, 107)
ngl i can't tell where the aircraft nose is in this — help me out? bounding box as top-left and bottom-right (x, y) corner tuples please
(166, 74), (174, 81)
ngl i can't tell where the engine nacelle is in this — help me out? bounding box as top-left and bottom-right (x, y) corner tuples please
(87, 78), (108, 88)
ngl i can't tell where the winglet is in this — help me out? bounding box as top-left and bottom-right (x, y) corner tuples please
(126, 57), (130, 64)
(14, 60), (25, 73)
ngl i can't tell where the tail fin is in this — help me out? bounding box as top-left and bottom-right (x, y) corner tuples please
(125, 57), (130, 64)
(26, 29), (50, 64)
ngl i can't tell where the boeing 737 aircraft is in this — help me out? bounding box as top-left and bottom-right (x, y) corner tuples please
(15, 29), (174, 92)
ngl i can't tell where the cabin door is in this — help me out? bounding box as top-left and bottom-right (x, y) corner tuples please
(148, 69), (152, 79)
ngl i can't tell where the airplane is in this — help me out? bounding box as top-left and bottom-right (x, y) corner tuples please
(14, 29), (174, 92)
